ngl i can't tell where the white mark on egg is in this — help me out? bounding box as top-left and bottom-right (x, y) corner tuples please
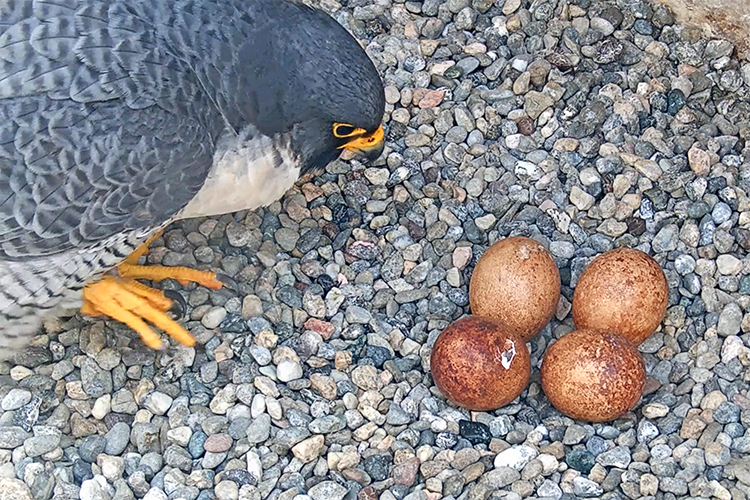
(495, 339), (517, 370)
(517, 244), (530, 260)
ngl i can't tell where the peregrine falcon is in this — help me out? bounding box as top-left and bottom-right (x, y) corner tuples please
(0, 0), (385, 354)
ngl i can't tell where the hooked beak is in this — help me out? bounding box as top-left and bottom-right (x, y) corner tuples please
(340, 124), (385, 162)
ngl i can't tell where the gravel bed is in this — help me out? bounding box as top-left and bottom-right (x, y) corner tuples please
(1, 0), (749, 499)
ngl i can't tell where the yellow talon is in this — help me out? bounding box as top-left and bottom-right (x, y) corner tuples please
(82, 276), (194, 349)
(80, 229), (224, 349)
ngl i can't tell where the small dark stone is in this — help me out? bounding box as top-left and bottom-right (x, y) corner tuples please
(586, 436), (610, 456)
(735, 228), (750, 251)
(79, 435), (107, 463)
(458, 420), (492, 445)
(315, 274), (336, 293)
(188, 430), (208, 459)
(633, 19), (653, 35)
(219, 314), (247, 334)
(644, 188), (669, 211)
(72, 459), (94, 485)
(706, 466), (723, 482)
(506, 429), (527, 445)
(444, 66), (463, 79)
(634, 140), (656, 159)
(516, 407), (541, 426)
(639, 114), (657, 130)
(714, 402), (741, 424)
(652, 4), (674, 26)
(222, 469), (258, 486)
(566, 449), (596, 473)
(667, 89), (686, 115)
(599, 6), (624, 26)
(454, 438), (474, 451)
(387, 122), (408, 142)
(593, 39), (623, 64)
(276, 285), (303, 308)
(11, 347), (52, 368)
(435, 431), (459, 449)
(657, 414), (683, 435)
(688, 201), (711, 219)
(625, 217), (646, 236)
(332, 204), (350, 225)
(365, 345), (392, 368)
(29, 470), (54, 500)
(548, 427), (565, 443)
(707, 175), (728, 193)
(13, 397), (41, 432)
(363, 454), (391, 481)
(419, 430), (435, 446)
(518, 117), (534, 135)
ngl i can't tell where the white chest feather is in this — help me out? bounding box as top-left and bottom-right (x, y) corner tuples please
(179, 132), (301, 219)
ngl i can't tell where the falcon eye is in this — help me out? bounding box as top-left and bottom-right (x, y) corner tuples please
(333, 123), (362, 138)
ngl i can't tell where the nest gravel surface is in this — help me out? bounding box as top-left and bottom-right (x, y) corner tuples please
(1, 0), (749, 499)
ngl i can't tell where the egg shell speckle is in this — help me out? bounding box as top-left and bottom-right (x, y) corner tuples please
(540, 328), (646, 422)
(430, 315), (531, 412)
(469, 236), (561, 342)
(572, 248), (668, 345)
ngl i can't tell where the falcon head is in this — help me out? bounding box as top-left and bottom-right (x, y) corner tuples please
(232, 1), (386, 174)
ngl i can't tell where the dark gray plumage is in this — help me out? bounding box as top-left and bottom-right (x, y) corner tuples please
(0, 0), (385, 352)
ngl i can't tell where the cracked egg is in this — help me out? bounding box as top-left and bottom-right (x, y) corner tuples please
(430, 315), (531, 411)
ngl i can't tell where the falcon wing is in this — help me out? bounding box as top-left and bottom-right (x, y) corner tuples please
(0, 98), (218, 260)
(0, 0), (226, 259)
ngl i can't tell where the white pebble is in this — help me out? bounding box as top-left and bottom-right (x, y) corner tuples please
(570, 186), (595, 211)
(143, 488), (169, 500)
(80, 476), (114, 500)
(251, 394), (266, 418)
(716, 254), (742, 275)
(493, 445), (538, 470)
(143, 392), (173, 416)
(276, 359), (303, 382)
(92, 395), (111, 420)
(722, 336), (748, 364)
(201, 306), (227, 329)
(167, 427), (193, 447)
(247, 451), (263, 482)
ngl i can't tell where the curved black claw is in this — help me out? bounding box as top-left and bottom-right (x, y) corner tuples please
(216, 273), (239, 292)
(164, 290), (187, 320)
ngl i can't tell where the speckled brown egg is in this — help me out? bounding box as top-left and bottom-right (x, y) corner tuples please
(572, 248), (668, 345)
(469, 236), (561, 341)
(430, 315), (531, 411)
(540, 328), (646, 422)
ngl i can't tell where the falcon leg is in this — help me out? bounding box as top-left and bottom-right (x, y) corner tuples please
(80, 229), (226, 349)
(118, 264), (223, 290)
(117, 230), (223, 290)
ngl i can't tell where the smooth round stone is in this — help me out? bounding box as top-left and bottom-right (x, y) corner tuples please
(1, 389), (32, 411)
(204, 434), (233, 453)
